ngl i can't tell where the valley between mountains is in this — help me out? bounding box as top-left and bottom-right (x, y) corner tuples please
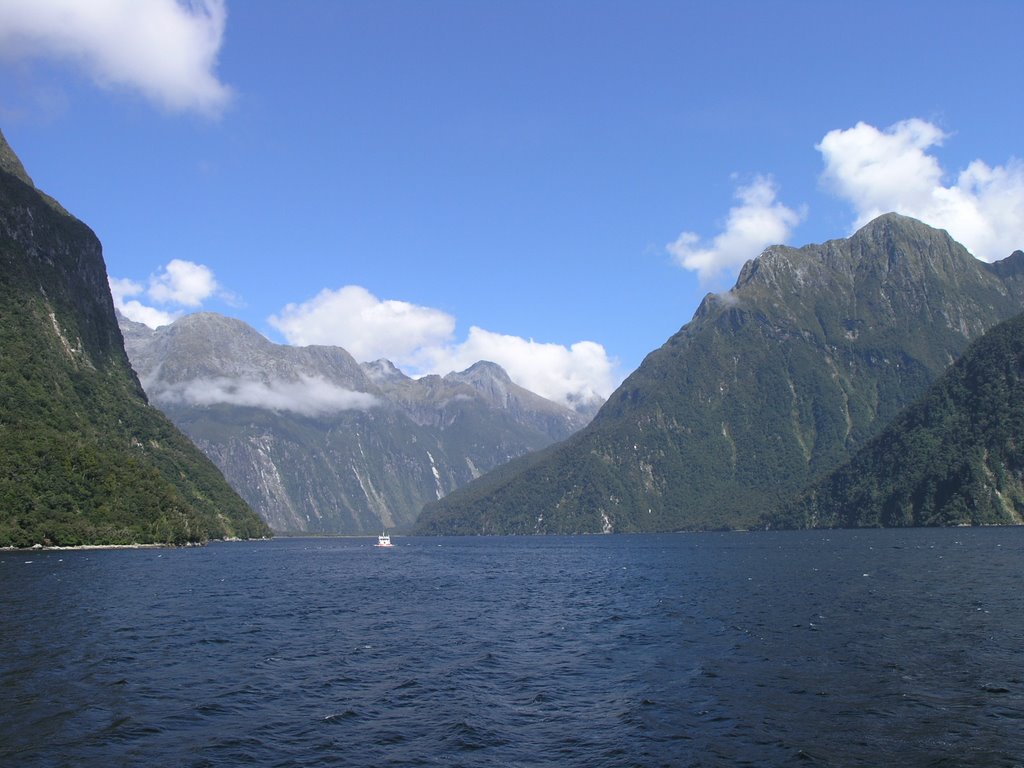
(119, 311), (588, 533)
(3, 123), (1024, 546)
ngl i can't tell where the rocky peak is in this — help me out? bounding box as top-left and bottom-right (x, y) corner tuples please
(984, 249), (1024, 280)
(0, 128), (70, 217)
(416, 213), (1024, 536)
(844, 212), (977, 284)
(0, 127), (33, 187)
(446, 360), (513, 389)
(849, 211), (954, 250)
(462, 359), (513, 381)
(720, 213), (1014, 348)
(444, 361), (515, 409)
(734, 213), (967, 295)
(121, 311), (370, 392)
(362, 358), (410, 384)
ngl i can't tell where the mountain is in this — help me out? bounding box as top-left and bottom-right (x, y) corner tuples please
(119, 312), (589, 533)
(416, 214), (1024, 534)
(0, 128), (270, 547)
(767, 312), (1024, 528)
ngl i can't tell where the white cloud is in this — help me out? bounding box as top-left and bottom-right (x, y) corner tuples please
(269, 285), (620, 410)
(269, 285), (457, 362)
(420, 327), (618, 410)
(817, 119), (945, 217)
(116, 298), (178, 328)
(150, 374), (379, 416)
(109, 275), (177, 327)
(148, 259), (219, 306)
(109, 276), (143, 308)
(667, 175), (804, 283)
(818, 119), (1024, 262)
(0, 0), (232, 116)
(109, 259), (224, 328)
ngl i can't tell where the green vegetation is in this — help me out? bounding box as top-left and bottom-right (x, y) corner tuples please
(768, 313), (1024, 528)
(0, 133), (270, 548)
(417, 214), (1024, 534)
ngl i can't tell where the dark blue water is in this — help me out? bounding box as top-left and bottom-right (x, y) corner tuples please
(2, 529), (1022, 767)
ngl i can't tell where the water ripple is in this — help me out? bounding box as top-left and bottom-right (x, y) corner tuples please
(2, 529), (1023, 766)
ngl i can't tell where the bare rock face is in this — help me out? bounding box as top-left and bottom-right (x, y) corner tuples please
(120, 312), (591, 533)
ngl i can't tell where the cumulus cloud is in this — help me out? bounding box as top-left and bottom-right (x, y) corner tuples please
(109, 259), (223, 328)
(0, 0), (232, 116)
(269, 285), (457, 362)
(109, 276), (177, 327)
(667, 175), (804, 283)
(147, 259), (219, 306)
(818, 119), (1024, 262)
(115, 298), (177, 329)
(421, 327), (618, 410)
(270, 285), (620, 410)
(150, 374), (379, 416)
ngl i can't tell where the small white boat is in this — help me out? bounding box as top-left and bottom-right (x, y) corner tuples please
(375, 531), (393, 548)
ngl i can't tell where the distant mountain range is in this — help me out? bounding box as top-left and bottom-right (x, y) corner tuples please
(7, 118), (1023, 543)
(416, 214), (1024, 534)
(120, 312), (590, 533)
(769, 311), (1024, 528)
(0, 128), (270, 547)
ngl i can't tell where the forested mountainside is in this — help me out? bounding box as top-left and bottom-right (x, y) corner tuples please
(0, 128), (270, 547)
(768, 311), (1024, 528)
(417, 214), (1024, 534)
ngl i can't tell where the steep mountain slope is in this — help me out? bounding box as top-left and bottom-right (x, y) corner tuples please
(0, 128), (270, 547)
(768, 312), (1024, 528)
(120, 312), (588, 533)
(416, 214), (1024, 534)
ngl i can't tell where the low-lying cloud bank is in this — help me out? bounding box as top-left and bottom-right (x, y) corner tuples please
(114, 276), (619, 412)
(148, 374), (379, 417)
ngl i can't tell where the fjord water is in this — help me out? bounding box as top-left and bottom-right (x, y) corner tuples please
(2, 530), (1022, 767)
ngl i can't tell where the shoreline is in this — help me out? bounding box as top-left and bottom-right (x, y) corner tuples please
(1, 543), (170, 553)
(0, 536), (274, 553)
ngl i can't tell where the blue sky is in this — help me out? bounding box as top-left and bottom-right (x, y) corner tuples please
(1, 1), (1022, 409)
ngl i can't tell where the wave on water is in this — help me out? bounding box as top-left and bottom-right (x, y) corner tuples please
(1, 529), (1022, 766)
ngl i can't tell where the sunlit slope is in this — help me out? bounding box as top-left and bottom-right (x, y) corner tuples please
(417, 214), (1024, 534)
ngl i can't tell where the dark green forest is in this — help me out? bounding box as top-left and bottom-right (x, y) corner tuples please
(768, 312), (1024, 528)
(0, 132), (270, 548)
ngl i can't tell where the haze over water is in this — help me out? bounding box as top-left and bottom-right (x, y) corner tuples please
(2, 529), (1022, 767)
